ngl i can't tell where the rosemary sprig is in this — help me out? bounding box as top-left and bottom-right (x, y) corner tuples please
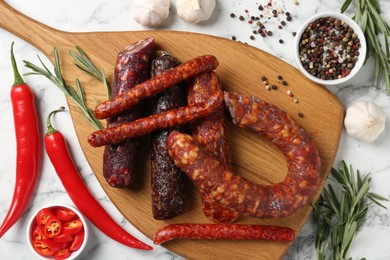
(23, 48), (103, 130)
(313, 161), (388, 260)
(69, 46), (111, 99)
(341, 0), (390, 94)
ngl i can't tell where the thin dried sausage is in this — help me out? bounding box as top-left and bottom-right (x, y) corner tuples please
(166, 92), (321, 218)
(153, 223), (295, 244)
(150, 52), (186, 219)
(94, 55), (219, 119)
(103, 38), (154, 187)
(187, 72), (239, 223)
(88, 71), (223, 147)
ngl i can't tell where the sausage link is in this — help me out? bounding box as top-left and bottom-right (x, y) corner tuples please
(187, 72), (239, 223)
(94, 55), (219, 119)
(88, 72), (223, 147)
(153, 223), (295, 244)
(167, 93), (321, 219)
(103, 38), (154, 187)
(150, 52), (186, 220)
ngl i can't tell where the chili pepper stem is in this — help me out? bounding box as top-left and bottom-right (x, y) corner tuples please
(46, 107), (65, 135)
(10, 42), (25, 86)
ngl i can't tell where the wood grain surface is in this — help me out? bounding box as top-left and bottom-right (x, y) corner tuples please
(0, 2), (344, 259)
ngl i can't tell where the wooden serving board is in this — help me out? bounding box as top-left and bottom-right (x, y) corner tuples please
(0, 2), (344, 259)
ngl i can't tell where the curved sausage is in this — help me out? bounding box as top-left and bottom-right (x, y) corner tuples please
(166, 93), (321, 218)
(150, 52), (187, 220)
(94, 55), (219, 119)
(88, 71), (223, 147)
(187, 72), (239, 223)
(103, 38), (154, 187)
(153, 223), (295, 244)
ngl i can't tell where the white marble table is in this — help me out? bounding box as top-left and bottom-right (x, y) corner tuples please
(0, 0), (389, 259)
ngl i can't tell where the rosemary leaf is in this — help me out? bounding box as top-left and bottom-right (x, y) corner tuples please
(23, 49), (103, 130)
(341, 0), (353, 13)
(69, 46), (111, 99)
(313, 160), (388, 260)
(341, 0), (390, 94)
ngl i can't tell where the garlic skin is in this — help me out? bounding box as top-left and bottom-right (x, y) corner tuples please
(344, 101), (386, 143)
(176, 0), (216, 24)
(132, 0), (170, 27)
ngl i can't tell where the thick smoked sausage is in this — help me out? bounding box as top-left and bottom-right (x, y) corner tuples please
(187, 72), (239, 223)
(150, 52), (186, 219)
(103, 38), (154, 187)
(166, 92), (321, 218)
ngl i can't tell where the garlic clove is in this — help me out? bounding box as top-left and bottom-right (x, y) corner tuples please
(132, 0), (170, 27)
(176, 0), (216, 24)
(344, 101), (386, 143)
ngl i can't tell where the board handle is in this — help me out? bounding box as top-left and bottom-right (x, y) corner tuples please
(0, 1), (67, 56)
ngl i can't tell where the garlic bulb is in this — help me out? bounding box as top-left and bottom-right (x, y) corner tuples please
(176, 0), (216, 24)
(132, 0), (170, 27)
(344, 101), (386, 142)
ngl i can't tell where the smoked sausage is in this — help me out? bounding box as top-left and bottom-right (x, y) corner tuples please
(94, 55), (219, 119)
(187, 72), (239, 223)
(166, 92), (321, 218)
(103, 38), (154, 187)
(150, 52), (186, 220)
(88, 71), (223, 147)
(153, 223), (295, 244)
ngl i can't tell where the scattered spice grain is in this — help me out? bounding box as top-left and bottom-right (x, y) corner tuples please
(271, 84), (278, 90)
(281, 80), (288, 86)
(298, 112), (304, 118)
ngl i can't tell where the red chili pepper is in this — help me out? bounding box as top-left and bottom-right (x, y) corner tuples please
(44, 107), (152, 250)
(0, 43), (40, 238)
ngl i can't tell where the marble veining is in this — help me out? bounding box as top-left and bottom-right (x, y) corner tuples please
(1, 0), (390, 259)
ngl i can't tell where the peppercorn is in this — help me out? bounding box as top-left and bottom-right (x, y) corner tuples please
(282, 80), (288, 86)
(267, 31), (273, 36)
(298, 112), (304, 118)
(271, 84), (278, 90)
(261, 76), (267, 81)
(230, 13), (236, 18)
(279, 39), (284, 44)
(232, 36), (237, 41)
(278, 75), (283, 80)
(239, 16), (245, 21)
(298, 16), (361, 80)
(250, 35), (255, 40)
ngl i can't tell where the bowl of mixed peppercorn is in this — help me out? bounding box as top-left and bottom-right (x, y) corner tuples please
(295, 12), (366, 85)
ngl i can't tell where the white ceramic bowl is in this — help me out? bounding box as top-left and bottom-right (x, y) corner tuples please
(26, 203), (89, 260)
(294, 12), (367, 85)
